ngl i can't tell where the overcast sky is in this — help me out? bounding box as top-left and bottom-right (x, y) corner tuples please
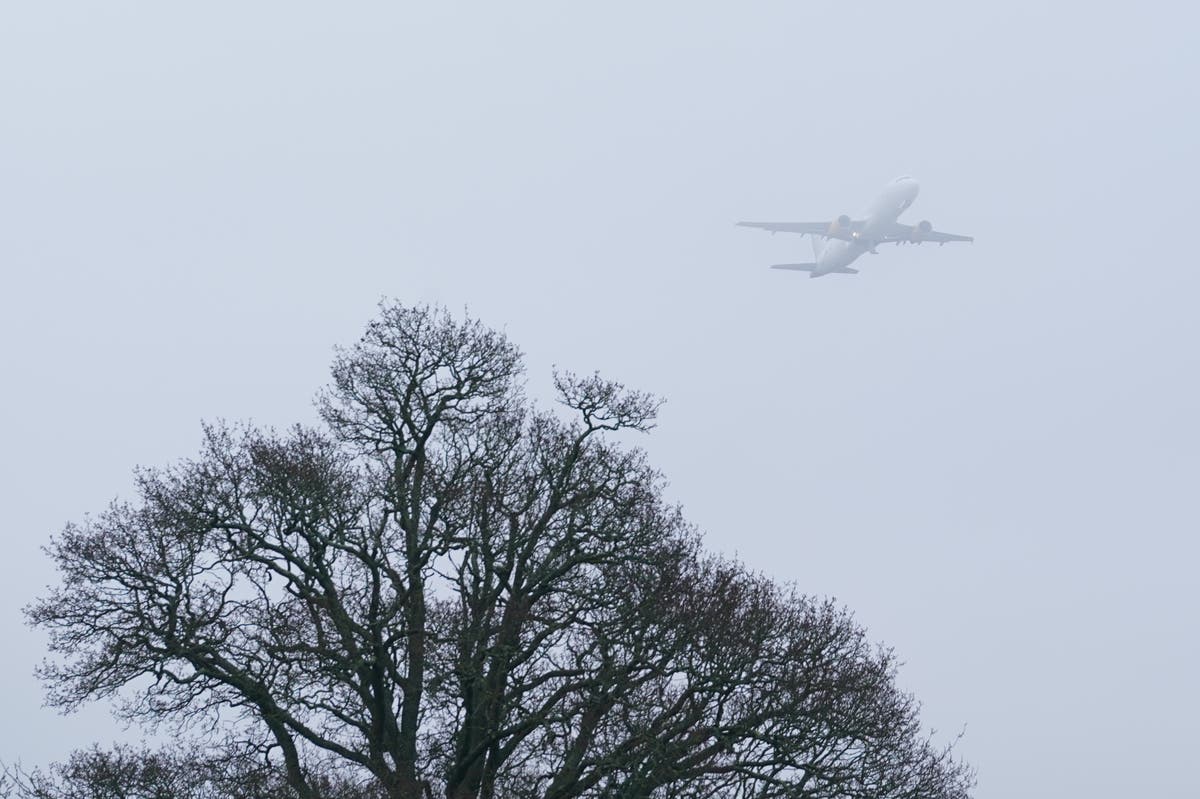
(2, 2), (1196, 796)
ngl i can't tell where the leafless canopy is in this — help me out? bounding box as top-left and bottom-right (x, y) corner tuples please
(26, 302), (973, 799)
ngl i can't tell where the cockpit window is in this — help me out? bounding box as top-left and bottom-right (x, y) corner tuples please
(893, 175), (913, 182)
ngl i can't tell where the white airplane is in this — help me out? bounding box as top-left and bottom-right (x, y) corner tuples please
(738, 177), (973, 277)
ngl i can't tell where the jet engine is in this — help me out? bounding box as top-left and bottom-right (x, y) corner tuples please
(910, 219), (933, 242)
(828, 213), (852, 236)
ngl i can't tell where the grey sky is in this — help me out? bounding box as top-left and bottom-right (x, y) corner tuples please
(1, 2), (1196, 796)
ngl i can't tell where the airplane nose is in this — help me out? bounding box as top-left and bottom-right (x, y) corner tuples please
(905, 179), (920, 200)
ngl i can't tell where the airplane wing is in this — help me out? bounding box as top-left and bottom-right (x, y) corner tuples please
(879, 222), (973, 244)
(736, 221), (832, 235)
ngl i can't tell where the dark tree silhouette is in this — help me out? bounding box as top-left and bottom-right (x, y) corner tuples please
(25, 303), (973, 799)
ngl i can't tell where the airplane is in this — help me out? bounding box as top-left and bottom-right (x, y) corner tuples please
(737, 177), (972, 278)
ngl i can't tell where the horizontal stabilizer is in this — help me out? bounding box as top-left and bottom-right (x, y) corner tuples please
(770, 263), (859, 275)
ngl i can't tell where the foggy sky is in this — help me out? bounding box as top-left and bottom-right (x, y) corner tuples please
(2, 3), (1197, 797)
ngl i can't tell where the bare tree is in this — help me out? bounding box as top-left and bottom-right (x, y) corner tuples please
(26, 302), (973, 799)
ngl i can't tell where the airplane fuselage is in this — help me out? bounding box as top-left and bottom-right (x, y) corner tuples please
(812, 238), (868, 275)
(858, 177), (920, 242)
(812, 177), (919, 276)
